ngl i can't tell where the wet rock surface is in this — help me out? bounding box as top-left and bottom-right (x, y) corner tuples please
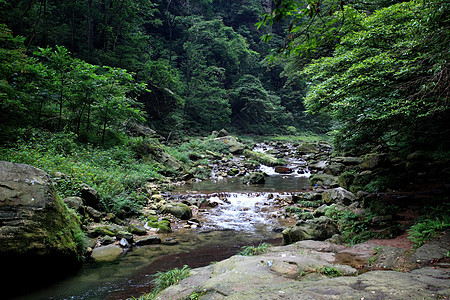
(155, 241), (450, 300)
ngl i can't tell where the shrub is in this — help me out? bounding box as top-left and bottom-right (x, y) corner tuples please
(408, 215), (450, 248)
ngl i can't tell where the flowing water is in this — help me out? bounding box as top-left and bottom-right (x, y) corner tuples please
(16, 152), (311, 300)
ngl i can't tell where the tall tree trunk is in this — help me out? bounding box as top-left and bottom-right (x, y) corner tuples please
(87, 0), (94, 60)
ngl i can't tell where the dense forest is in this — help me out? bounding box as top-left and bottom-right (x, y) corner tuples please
(1, 0), (449, 298)
(0, 0), (327, 143)
(1, 0), (448, 151)
(1, 0), (449, 216)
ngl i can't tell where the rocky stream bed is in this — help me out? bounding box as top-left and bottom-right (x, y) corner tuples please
(1, 133), (449, 299)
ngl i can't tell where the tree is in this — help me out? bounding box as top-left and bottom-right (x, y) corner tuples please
(230, 74), (291, 134)
(301, 1), (449, 153)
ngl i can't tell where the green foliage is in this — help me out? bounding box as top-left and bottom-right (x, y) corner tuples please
(0, 131), (162, 215)
(286, 206), (303, 214)
(230, 75), (291, 134)
(135, 265), (191, 300)
(324, 204), (376, 245)
(152, 266), (191, 295)
(301, 1), (450, 153)
(298, 200), (321, 208)
(317, 266), (343, 277)
(238, 243), (271, 256)
(408, 205), (450, 248)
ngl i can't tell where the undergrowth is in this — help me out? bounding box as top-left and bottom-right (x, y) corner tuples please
(408, 204), (450, 248)
(238, 243), (272, 256)
(134, 265), (191, 300)
(0, 130), (163, 215)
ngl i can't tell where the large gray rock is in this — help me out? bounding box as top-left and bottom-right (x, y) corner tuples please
(158, 151), (183, 170)
(0, 161), (85, 294)
(282, 216), (339, 245)
(322, 187), (356, 205)
(310, 174), (339, 187)
(159, 202), (192, 220)
(297, 142), (320, 154)
(331, 156), (362, 165)
(154, 241), (450, 300)
(91, 244), (123, 262)
(213, 136), (246, 154)
(411, 230), (450, 264)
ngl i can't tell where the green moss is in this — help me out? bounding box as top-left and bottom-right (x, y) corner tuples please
(243, 150), (284, 166)
(145, 216), (172, 233)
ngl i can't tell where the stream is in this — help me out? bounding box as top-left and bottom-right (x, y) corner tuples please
(16, 148), (311, 300)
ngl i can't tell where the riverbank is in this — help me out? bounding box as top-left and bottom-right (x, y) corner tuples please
(2, 130), (449, 299)
(152, 235), (450, 299)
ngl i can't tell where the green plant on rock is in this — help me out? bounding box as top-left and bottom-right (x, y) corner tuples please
(153, 265), (191, 292)
(285, 206), (303, 214)
(317, 266), (342, 277)
(134, 265), (191, 300)
(408, 215), (450, 248)
(238, 243), (271, 256)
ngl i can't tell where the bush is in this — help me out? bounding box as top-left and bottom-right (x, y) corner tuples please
(408, 210), (450, 248)
(0, 130), (162, 215)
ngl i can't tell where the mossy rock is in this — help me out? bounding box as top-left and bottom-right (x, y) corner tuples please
(128, 224), (148, 236)
(309, 174), (339, 187)
(243, 172), (266, 184)
(146, 216), (173, 233)
(297, 142), (320, 154)
(243, 150), (282, 166)
(159, 203), (192, 220)
(0, 162), (86, 294)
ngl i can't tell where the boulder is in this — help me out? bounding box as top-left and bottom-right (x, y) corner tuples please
(411, 230), (450, 264)
(91, 244), (123, 262)
(297, 142), (320, 154)
(282, 216), (339, 245)
(243, 172), (266, 184)
(309, 174), (339, 187)
(135, 236), (162, 246)
(331, 157), (362, 165)
(213, 136), (246, 154)
(127, 122), (158, 138)
(324, 162), (345, 176)
(217, 128), (230, 137)
(158, 151), (183, 170)
(309, 160), (328, 171)
(159, 202), (192, 220)
(0, 161), (85, 294)
(361, 153), (387, 169)
(80, 183), (100, 209)
(322, 187), (356, 206)
(63, 196), (84, 212)
(86, 206), (102, 221)
(274, 166), (293, 174)
(128, 224), (148, 236)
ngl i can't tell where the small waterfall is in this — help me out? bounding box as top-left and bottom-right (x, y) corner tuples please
(204, 193), (275, 231)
